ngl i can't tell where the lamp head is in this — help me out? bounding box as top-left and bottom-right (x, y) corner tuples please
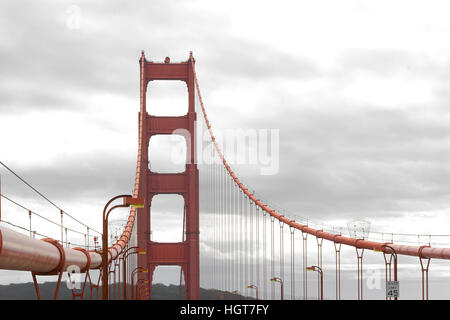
(124, 197), (145, 208)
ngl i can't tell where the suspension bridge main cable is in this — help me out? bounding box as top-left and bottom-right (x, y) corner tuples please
(1, 194), (90, 238)
(0, 161), (102, 235)
(191, 57), (450, 264)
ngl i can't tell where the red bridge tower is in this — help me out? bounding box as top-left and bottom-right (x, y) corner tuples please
(137, 52), (199, 299)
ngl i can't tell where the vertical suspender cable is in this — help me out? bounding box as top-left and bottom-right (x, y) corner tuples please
(226, 170), (230, 293)
(60, 210), (64, 245)
(263, 212), (267, 300)
(235, 183), (239, 294)
(229, 169), (232, 293)
(270, 216), (275, 299)
(280, 220), (284, 298)
(87, 227), (90, 250)
(244, 194), (248, 298)
(28, 210), (32, 237)
(223, 166), (226, 293)
(241, 190), (245, 296)
(317, 236), (323, 300)
(250, 197), (254, 288)
(229, 175), (232, 293)
(232, 179), (236, 292)
(334, 242), (341, 300)
(237, 186), (240, 294)
(216, 160), (219, 290)
(216, 159), (219, 290)
(302, 231), (308, 300)
(290, 226), (295, 300)
(356, 247), (364, 300)
(230, 179), (233, 293)
(214, 154), (216, 290)
(256, 205), (260, 299)
(220, 165), (224, 292)
(218, 164), (221, 292)
(238, 188), (242, 295)
(213, 153), (216, 289)
(224, 169), (228, 293)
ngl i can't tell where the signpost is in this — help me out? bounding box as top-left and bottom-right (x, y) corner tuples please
(386, 281), (399, 299)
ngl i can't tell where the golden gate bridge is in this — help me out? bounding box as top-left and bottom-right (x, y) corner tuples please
(0, 52), (448, 300)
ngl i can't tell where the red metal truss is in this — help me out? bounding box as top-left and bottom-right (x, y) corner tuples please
(136, 52), (199, 300)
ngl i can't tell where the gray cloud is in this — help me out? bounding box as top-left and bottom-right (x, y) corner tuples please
(1, 151), (136, 203)
(206, 97), (450, 221)
(336, 49), (445, 77)
(0, 0), (319, 114)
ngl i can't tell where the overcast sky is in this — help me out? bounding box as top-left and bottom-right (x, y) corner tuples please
(1, 0), (450, 299)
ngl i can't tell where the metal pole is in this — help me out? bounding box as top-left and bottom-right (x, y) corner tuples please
(302, 232), (308, 300)
(270, 216), (275, 299)
(334, 241), (341, 300)
(280, 279), (284, 300)
(102, 208), (108, 300)
(382, 244), (398, 300)
(248, 285), (258, 300)
(87, 227), (90, 250)
(120, 256), (125, 300)
(307, 266), (323, 300)
(60, 209), (64, 245)
(318, 267), (323, 300)
(418, 245), (431, 300)
(316, 236), (323, 299)
(122, 246), (140, 300)
(102, 194), (132, 300)
(131, 271), (135, 300)
(290, 226), (295, 300)
(28, 210), (32, 237)
(131, 268), (147, 300)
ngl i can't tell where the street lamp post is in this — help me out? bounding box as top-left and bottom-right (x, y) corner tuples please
(120, 246), (146, 300)
(247, 285), (258, 300)
(102, 195), (144, 300)
(131, 267), (148, 300)
(307, 266), (323, 300)
(270, 277), (284, 300)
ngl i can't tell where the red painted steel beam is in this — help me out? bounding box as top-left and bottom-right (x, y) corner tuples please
(0, 225), (141, 272)
(137, 52), (200, 300)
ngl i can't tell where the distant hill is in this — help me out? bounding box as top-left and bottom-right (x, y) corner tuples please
(0, 282), (251, 300)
